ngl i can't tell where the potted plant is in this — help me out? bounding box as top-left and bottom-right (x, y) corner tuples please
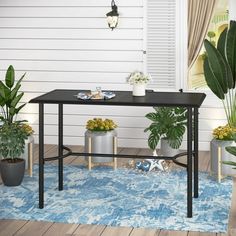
(84, 118), (118, 164)
(203, 20), (236, 127)
(211, 125), (236, 181)
(0, 65), (29, 186)
(127, 71), (151, 96)
(203, 20), (236, 178)
(144, 107), (187, 156)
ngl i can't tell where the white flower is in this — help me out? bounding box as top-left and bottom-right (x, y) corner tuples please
(127, 71), (151, 85)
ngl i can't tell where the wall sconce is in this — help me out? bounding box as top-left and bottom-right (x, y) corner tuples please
(106, 0), (119, 30)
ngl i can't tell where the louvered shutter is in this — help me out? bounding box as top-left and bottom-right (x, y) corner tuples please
(146, 0), (176, 89)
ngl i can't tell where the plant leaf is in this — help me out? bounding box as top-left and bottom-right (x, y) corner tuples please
(217, 27), (227, 57)
(225, 146), (236, 156)
(204, 39), (230, 94)
(148, 131), (160, 150)
(5, 65), (15, 88)
(145, 112), (158, 122)
(203, 57), (225, 99)
(226, 20), (236, 88)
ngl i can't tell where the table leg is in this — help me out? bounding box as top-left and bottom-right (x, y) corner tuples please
(194, 108), (199, 198)
(187, 107), (193, 217)
(58, 104), (63, 191)
(39, 103), (44, 208)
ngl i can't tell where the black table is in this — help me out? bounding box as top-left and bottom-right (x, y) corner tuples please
(30, 89), (206, 218)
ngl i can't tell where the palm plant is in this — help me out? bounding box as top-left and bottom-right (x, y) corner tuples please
(144, 107), (187, 150)
(0, 65), (26, 123)
(203, 20), (236, 127)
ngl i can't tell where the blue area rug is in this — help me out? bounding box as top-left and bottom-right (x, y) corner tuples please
(0, 164), (233, 233)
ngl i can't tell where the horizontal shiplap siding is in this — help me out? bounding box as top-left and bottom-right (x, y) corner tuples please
(0, 0), (147, 149)
(0, 0), (224, 150)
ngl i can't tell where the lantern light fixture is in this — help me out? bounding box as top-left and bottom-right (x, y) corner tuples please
(106, 0), (119, 30)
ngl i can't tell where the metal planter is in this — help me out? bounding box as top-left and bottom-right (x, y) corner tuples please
(210, 139), (236, 182)
(84, 130), (117, 169)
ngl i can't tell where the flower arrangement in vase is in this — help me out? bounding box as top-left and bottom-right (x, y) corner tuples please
(127, 71), (151, 96)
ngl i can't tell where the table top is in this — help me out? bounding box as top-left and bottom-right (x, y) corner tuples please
(29, 89), (206, 108)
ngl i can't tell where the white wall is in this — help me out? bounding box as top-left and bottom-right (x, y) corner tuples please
(0, 0), (228, 150)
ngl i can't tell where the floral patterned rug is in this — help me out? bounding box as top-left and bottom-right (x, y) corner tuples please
(0, 164), (233, 233)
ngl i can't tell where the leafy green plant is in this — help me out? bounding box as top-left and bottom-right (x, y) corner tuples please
(0, 65), (30, 160)
(203, 20), (236, 127)
(0, 65), (26, 123)
(144, 107), (187, 150)
(0, 121), (28, 160)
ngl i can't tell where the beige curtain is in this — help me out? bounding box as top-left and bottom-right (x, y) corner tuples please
(188, 0), (216, 69)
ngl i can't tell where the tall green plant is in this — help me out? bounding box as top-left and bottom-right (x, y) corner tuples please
(203, 20), (236, 127)
(144, 107), (187, 150)
(0, 65), (26, 123)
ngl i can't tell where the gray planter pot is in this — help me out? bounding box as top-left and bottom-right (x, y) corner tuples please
(0, 158), (25, 186)
(85, 130), (117, 163)
(160, 138), (179, 157)
(211, 139), (236, 182)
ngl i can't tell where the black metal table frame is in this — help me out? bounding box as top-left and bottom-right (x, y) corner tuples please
(38, 103), (199, 218)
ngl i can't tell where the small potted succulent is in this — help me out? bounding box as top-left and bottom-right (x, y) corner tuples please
(85, 118), (118, 163)
(127, 71), (151, 96)
(0, 65), (30, 186)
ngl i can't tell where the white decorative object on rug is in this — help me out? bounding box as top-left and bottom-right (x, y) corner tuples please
(132, 83), (146, 96)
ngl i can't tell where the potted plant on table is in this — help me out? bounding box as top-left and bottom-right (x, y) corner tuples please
(203, 20), (236, 177)
(0, 65), (29, 186)
(144, 107), (187, 156)
(127, 71), (151, 96)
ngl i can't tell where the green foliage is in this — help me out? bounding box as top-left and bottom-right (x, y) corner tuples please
(203, 21), (236, 127)
(0, 65), (29, 159)
(0, 121), (28, 159)
(144, 107), (187, 150)
(0, 65), (26, 123)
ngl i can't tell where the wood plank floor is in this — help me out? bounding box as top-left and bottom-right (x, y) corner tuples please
(0, 145), (235, 236)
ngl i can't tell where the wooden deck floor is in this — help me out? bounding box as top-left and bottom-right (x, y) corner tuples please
(0, 145), (235, 236)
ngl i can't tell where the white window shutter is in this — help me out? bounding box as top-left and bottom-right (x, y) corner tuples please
(146, 0), (176, 89)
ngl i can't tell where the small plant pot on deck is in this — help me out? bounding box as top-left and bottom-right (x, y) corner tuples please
(0, 158), (25, 186)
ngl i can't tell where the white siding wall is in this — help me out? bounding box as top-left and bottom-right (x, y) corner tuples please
(0, 0), (226, 150)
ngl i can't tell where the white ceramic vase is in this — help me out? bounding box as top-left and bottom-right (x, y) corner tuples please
(132, 83), (146, 96)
